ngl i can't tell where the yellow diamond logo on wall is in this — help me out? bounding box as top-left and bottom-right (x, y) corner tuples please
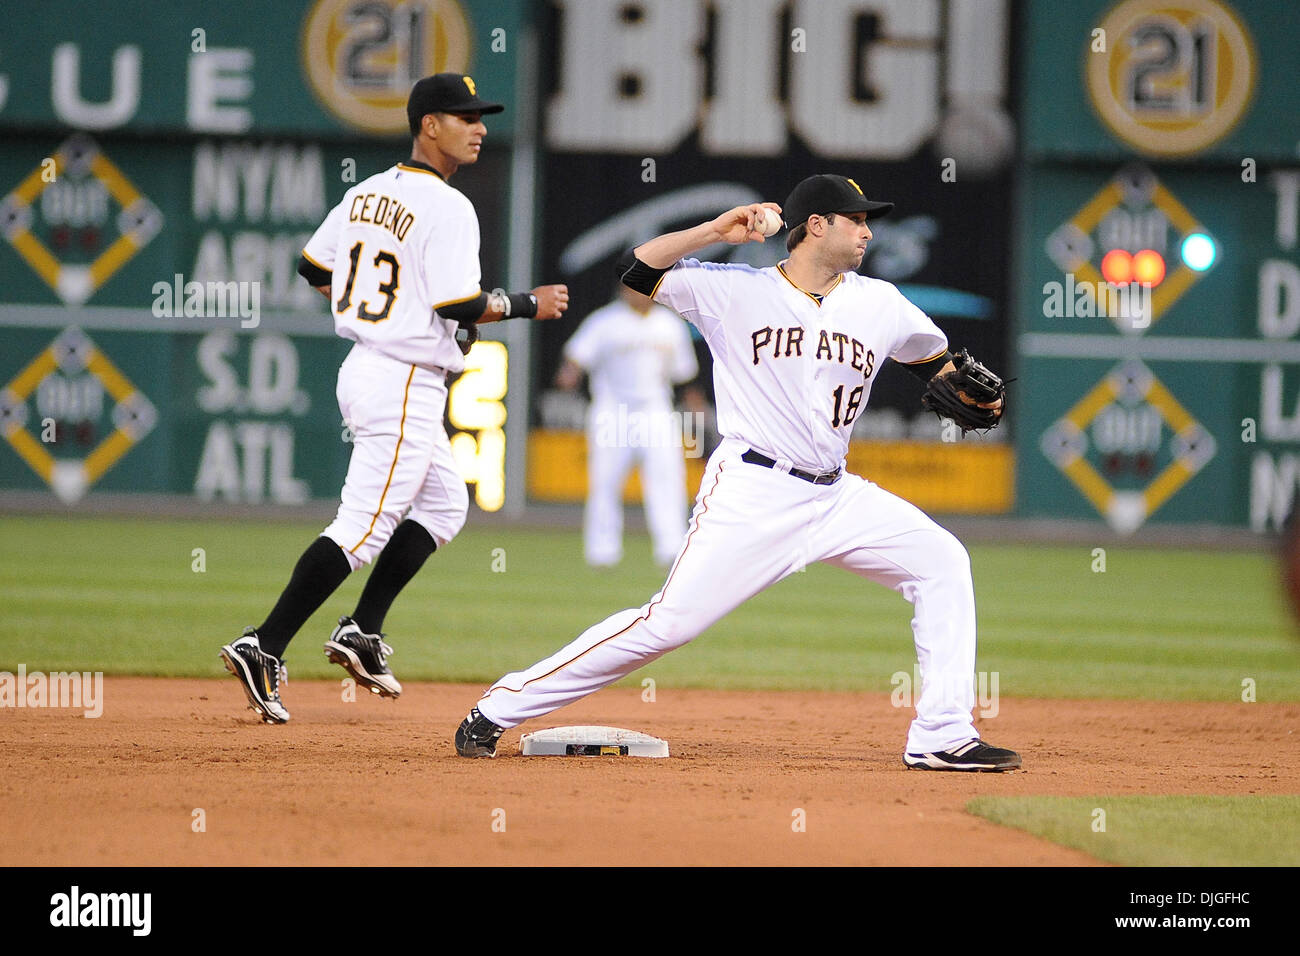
(0, 328), (157, 503)
(0, 135), (163, 304)
(1040, 361), (1215, 533)
(1046, 166), (1214, 334)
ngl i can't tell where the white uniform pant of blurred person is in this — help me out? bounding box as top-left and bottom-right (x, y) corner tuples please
(584, 400), (688, 567)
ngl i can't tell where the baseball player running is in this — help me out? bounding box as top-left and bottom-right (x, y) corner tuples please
(221, 73), (568, 723)
(556, 285), (700, 567)
(457, 174), (1019, 771)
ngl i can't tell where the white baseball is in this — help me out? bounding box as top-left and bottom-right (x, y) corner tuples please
(753, 207), (780, 238)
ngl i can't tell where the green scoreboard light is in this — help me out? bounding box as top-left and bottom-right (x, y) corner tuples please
(1180, 233), (1218, 272)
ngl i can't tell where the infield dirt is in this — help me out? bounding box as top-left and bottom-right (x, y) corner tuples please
(2, 678), (1296, 866)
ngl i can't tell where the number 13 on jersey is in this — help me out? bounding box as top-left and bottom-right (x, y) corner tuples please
(336, 241), (400, 322)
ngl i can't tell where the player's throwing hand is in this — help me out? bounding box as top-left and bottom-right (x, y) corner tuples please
(711, 202), (783, 244)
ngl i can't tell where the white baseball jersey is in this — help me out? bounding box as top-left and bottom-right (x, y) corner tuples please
(302, 161), (479, 374)
(563, 300), (698, 408)
(653, 260), (947, 473)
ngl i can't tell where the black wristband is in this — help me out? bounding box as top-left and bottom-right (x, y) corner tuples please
(900, 350), (954, 382)
(507, 292), (538, 318)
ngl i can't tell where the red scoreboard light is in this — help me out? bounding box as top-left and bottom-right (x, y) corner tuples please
(1099, 248), (1166, 287)
(1100, 248), (1133, 285)
(1132, 249), (1166, 287)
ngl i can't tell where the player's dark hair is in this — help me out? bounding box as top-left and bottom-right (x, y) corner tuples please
(786, 213), (835, 252)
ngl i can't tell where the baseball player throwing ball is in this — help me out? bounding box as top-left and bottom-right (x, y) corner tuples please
(457, 174), (1019, 771)
(220, 73), (568, 723)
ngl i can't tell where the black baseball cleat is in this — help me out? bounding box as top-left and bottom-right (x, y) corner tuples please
(219, 629), (290, 724)
(324, 617), (402, 698)
(455, 707), (505, 758)
(903, 739), (1021, 772)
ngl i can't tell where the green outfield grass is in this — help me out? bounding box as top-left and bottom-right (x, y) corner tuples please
(1, 514), (1296, 700)
(967, 796), (1300, 866)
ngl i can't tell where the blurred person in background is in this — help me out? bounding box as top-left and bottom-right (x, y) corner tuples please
(555, 284), (703, 567)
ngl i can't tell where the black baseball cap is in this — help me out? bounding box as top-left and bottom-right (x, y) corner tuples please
(407, 73), (504, 134)
(782, 174), (894, 229)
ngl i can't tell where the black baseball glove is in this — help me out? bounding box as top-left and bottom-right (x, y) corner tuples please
(921, 348), (1006, 433)
(454, 320), (480, 356)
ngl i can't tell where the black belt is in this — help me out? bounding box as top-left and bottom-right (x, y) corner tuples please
(741, 449), (842, 485)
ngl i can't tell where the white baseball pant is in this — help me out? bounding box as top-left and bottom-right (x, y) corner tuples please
(585, 401), (688, 566)
(322, 345), (468, 570)
(478, 437), (980, 754)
